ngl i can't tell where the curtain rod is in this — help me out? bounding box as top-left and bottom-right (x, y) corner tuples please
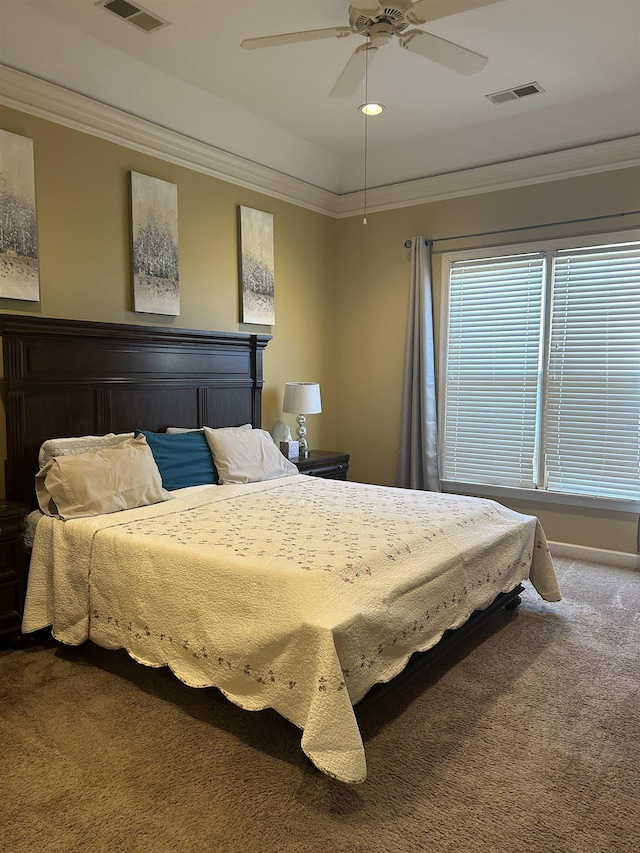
(403, 209), (640, 249)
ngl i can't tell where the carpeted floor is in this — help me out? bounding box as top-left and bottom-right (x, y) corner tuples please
(2, 557), (638, 853)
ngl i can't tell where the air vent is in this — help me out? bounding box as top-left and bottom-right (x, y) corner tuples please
(380, 6), (406, 23)
(97, 0), (169, 33)
(485, 81), (545, 105)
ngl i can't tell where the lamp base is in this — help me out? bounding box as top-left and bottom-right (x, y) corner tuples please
(296, 414), (309, 456)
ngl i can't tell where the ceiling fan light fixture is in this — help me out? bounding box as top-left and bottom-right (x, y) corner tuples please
(359, 102), (384, 115)
(242, 1), (502, 96)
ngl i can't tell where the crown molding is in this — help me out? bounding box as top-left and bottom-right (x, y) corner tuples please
(2, 65), (639, 219)
(335, 136), (640, 217)
(0, 65), (338, 217)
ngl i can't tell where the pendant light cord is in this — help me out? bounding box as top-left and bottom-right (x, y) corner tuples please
(363, 41), (369, 225)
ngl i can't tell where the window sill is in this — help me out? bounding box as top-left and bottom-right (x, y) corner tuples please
(440, 481), (640, 514)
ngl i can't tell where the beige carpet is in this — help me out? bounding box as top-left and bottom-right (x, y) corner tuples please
(2, 557), (638, 853)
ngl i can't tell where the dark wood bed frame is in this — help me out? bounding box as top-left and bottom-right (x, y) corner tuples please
(0, 314), (270, 510)
(0, 313), (522, 696)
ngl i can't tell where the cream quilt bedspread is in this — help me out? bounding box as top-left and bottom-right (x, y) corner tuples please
(23, 474), (560, 783)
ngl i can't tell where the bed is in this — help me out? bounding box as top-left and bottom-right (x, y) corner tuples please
(1, 315), (561, 784)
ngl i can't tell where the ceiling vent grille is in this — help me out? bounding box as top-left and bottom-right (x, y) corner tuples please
(97, 0), (169, 33)
(485, 81), (545, 105)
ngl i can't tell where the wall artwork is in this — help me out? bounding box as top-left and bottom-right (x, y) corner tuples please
(130, 171), (179, 315)
(0, 129), (40, 301)
(239, 205), (275, 325)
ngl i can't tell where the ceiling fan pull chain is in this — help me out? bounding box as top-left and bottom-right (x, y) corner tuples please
(363, 38), (369, 225)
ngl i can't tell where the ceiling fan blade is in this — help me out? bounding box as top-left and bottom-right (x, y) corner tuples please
(241, 27), (352, 50)
(330, 43), (377, 98)
(400, 29), (488, 75)
(408, 0), (503, 25)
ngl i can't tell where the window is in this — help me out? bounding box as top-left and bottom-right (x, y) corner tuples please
(441, 233), (640, 508)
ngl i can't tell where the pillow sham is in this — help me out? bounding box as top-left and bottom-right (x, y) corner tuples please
(38, 432), (135, 469)
(165, 424), (251, 435)
(136, 429), (217, 491)
(204, 427), (298, 485)
(35, 435), (172, 519)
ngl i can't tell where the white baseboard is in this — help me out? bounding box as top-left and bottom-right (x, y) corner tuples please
(549, 541), (640, 569)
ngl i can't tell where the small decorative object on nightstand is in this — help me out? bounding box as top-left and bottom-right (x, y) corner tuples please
(280, 440), (300, 459)
(294, 450), (350, 481)
(0, 499), (28, 640)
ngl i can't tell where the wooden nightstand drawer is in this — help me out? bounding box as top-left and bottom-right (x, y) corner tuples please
(294, 450), (350, 480)
(0, 500), (27, 638)
(302, 462), (348, 479)
(0, 515), (23, 540)
(0, 540), (22, 582)
(0, 581), (21, 630)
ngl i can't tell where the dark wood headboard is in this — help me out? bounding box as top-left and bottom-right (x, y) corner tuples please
(0, 315), (271, 508)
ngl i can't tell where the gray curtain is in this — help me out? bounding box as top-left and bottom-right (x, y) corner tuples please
(396, 237), (441, 491)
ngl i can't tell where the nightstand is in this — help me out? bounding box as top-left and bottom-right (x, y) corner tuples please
(0, 499), (28, 639)
(293, 450), (350, 480)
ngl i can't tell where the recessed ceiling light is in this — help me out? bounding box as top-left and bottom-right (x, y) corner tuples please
(359, 103), (384, 116)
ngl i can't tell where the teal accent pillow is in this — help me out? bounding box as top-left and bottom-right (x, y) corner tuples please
(136, 430), (217, 491)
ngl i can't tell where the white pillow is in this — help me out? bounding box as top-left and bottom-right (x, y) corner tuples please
(35, 435), (172, 519)
(203, 427), (298, 485)
(165, 424), (251, 435)
(38, 432), (135, 468)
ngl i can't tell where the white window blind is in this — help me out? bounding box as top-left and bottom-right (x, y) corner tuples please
(545, 243), (640, 500)
(443, 253), (546, 487)
(442, 238), (640, 504)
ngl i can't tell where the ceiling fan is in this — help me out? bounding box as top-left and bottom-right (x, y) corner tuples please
(241, 1), (503, 97)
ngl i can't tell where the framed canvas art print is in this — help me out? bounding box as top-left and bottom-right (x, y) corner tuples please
(0, 129), (40, 302)
(130, 171), (179, 316)
(239, 205), (275, 325)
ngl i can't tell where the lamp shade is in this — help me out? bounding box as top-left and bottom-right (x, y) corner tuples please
(283, 382), (322, 415)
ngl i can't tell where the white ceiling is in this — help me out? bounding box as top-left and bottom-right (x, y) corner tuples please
(1, 0), (639, 194)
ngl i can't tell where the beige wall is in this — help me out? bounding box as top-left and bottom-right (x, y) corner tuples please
(0, 107), (338, 475)
(2, 104), (638, 553)
(334, 169), (640, 553)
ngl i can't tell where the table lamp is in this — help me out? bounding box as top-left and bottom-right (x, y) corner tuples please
(283, 382), (321, 457)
